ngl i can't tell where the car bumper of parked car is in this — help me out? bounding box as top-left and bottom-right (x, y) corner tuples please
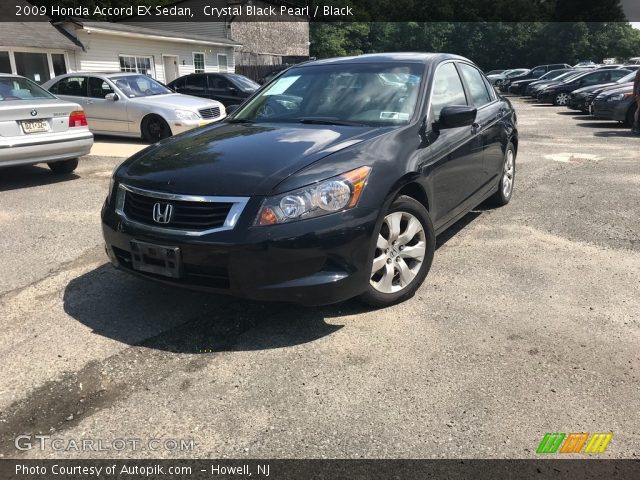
(170, 116), (226, 135)
(568, 96), (586, 110)
(537, 92), (556, 103)
(592, 100), (633, 122)
(0, 131), (94, 168)
(101, 201), (379, 306)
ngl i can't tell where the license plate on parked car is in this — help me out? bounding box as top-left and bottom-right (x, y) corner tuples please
(21, 119), (49, 134)
(130, 240), (182, 278)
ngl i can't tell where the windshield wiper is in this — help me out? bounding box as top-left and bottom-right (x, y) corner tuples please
(227, 118), (254, 124)
(296, 118), (368, 127)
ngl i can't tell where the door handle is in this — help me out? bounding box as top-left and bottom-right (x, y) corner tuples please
(86, 100), (94, 104)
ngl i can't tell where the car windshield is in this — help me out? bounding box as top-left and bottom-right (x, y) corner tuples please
(231, 63), (424, 127)
(0, 76), (55, 101)
(507, 70), (529, 77)
(111, 75), (172, 98)
(227, 74), (259, 92)
(540, 69), (567, 80)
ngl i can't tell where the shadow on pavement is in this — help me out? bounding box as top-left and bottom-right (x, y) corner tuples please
(0, 164), (78, 192)
(63, 264), (367, 354)
(593, 130), (639, 138)
(575, 121), (627, 129)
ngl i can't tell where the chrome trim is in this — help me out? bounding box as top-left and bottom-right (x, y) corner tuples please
(115, 184), (249, 237)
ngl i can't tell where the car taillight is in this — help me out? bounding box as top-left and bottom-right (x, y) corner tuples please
(69, 110), (87, 127)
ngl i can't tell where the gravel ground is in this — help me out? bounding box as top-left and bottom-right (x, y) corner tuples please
(0, 97), (638, 459)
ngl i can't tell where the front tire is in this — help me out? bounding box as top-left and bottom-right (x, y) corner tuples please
(359, 196), (436, 308)
(142, 115), (171, 143)
(553, 93), (570, 106)
(47, 158), (78, 174)
(488, 142), (516, 206)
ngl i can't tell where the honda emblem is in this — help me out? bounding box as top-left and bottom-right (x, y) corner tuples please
(152, 202), (174, 224)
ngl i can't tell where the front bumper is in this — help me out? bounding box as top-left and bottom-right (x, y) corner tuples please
(537, 92), (556, 103)
(591, 99), (630, 121)
(568, 95), (586, 110)
(0, 131), (93, 168)
(170, 116), (226, 135)
(102, 199), (379, 306)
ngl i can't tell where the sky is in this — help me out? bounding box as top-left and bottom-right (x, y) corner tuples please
(632, 23), (640, 30)
(622, 0), (640, 23)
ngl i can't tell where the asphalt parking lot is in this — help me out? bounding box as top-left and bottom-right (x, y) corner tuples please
(0, 97), (638, 459)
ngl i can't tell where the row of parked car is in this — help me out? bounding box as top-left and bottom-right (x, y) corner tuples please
(0, 70), (260, 173)
(487, 63), (639, 126)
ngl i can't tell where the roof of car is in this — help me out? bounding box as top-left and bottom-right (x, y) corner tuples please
(299, 53), (471, 66)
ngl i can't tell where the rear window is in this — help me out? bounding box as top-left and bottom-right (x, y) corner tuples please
(0, 76), (55, 101)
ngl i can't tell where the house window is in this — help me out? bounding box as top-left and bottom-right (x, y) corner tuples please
(51, 53), (67, 76)
(217, 54), (228, 72)
(0, 52), (11, 74)
(14, 52), (51, 83)
(119, 55), (154, 76)
(193, 52), (205, 73)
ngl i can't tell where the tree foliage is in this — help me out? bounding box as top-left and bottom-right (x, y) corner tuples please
(310, 22), (640, 69)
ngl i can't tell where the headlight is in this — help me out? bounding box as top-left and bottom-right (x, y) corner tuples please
(255, 166), (371, 226)
(175, 109), (200, 121)
(606, 93), (631, 102)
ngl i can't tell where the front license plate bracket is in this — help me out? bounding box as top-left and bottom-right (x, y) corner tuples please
(130, 240), (182, 278)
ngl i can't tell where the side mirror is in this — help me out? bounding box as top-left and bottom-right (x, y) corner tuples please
(105, 93), (119, 101)
(437, 105), (477, 129)
(226, 104), (240, 114)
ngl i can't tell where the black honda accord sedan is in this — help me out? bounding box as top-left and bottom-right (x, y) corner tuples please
(102, 53), (518, 307)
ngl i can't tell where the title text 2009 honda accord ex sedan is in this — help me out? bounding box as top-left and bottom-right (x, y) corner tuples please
(102, 53), (518, 307)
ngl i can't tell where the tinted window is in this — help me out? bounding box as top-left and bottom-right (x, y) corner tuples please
(458, 63), (492, 107)
(88, 77), (114, 98)
(208, 75), (230, 90)
(609, 70), (630, 81)
(0, 52), (12, 73)
(430, 62), (467, 119)
(112, 75), (171, 98)
(186, 75), (207, 90)
(53, 76), (87, 97)
(531, 67), (546, 77)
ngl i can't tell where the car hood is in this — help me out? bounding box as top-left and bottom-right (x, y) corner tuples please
(600, 83), (633, 96)
(573, 82), (616, 94)
(117, 122), (384, 196)
(129, 93), (223, 110)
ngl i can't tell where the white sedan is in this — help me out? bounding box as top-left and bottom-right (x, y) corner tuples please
(0, 74), (93, 173)
(43, 73), (226, 143)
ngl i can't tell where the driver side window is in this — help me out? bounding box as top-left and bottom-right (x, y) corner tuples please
(430, 63), (467, 120)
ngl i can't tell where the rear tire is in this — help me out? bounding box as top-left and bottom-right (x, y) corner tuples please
(47, 158), (78, 174)
(488, 142), (516, 206)
(142, 115), (171, 143)
(359, 196), (436, 308)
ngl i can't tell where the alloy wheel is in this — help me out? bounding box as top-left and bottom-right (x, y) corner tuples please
(556, 93), (569, 106)
(370, 211), (427, 294)
(502, 149), (515, 198)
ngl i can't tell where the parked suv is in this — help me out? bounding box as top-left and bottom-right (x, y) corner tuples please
(102, 53), (518, 307)
(168, 73), (259, 107)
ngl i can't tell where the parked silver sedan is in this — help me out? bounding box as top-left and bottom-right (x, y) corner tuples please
(0, 74), (93, 173)
(43, 73), (226, 143)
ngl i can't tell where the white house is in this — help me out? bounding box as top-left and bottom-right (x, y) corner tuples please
(0, 21), (81, 83)
(57, 19), (241, 84)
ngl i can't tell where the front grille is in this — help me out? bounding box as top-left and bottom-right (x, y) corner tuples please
(198, 107), (221, 119)
(123, 190), (233, 231)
